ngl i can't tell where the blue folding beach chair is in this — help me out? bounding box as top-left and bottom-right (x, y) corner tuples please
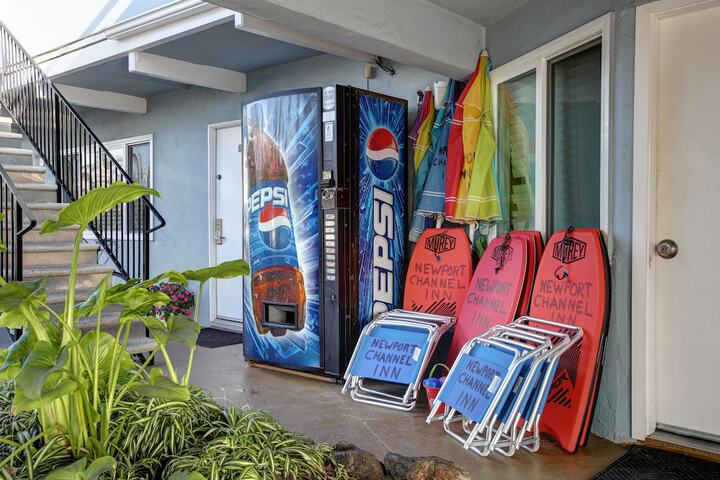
(342, 310), (455, 411)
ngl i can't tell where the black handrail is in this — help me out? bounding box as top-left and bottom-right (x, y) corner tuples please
(0, 20), (165, 280)
(0, 164), (37, 283)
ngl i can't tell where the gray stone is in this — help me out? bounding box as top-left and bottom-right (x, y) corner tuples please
(333, 443), (386, 480)
(383, 452), (471, 480)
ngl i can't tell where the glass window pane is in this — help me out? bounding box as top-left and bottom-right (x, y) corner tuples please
(127, 142), (151, 186)
(549, 42), (602, 233)
(126, 142), (151, 234)
(497, 71), (537, 232)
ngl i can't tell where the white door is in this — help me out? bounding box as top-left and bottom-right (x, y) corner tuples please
(654, 3), (720, 441)
(213, 124), (244, 329)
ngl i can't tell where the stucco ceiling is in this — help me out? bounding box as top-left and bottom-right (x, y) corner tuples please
(426, 0), (532, 26)
(54, 20), (321, 98)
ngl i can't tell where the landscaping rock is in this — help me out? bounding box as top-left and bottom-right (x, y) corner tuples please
(333, 443), (386, 480)
(383, 452), (470, 480)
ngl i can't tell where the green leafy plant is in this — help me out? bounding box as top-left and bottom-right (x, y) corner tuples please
(43, 457), (115, 480)
(162, 408), (349, 480)
(0, 181), (347, 480)
(0, 182), (248, 475)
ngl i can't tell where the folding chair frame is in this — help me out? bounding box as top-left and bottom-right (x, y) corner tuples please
(342, 311), (455, 411)
(426, 316), (583, 457)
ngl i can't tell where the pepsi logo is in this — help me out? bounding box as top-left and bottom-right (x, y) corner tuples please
(258, 204), (292, 250)
(366, 128), (399, 180)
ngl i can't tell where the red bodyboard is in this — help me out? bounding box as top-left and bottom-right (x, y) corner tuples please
(530, 228), (610, 453)
(511, 231), (542, 317)
(446, 235), (528, 366)
(403, 228), (472, 318)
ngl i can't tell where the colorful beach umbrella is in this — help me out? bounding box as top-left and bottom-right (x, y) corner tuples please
(409, 79), (463, 241)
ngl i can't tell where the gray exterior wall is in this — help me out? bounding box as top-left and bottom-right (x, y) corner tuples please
(486, 0), (653, 443)
(80, 54), (439, 329)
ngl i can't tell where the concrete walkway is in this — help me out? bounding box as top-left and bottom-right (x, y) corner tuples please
(166, 342), (627, 479)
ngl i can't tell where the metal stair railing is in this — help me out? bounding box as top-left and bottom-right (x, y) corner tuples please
(0, 163), (36, 282)
(0, 20), (166, 281)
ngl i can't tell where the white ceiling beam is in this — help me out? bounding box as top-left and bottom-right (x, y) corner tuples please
(233, 13), (375, 64)
(55, 84), (147, 114)
(211, 0), (484, 78)
(128, 51), (247, 93)
(37, 5), (234, 78)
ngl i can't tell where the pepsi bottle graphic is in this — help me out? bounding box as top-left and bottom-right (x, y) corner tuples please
(246, 124), (306, 336)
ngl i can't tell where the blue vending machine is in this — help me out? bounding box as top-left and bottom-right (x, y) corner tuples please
(242, 86), (408, 378)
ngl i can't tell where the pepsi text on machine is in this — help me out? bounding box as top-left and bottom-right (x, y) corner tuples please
(372, 185), (395, 316)
(246, 127), (306, 336)
(361, 120), (402, 317)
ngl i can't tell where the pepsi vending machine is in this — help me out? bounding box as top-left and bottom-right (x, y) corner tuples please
(242, 86), (407, 378)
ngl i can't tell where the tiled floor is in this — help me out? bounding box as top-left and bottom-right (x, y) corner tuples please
(166, 342), (628, 479)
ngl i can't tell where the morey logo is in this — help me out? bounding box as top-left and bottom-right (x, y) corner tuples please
(491, 244), (513, 265)
(424, 233), (456, 255)
(553, 237), (587, 264)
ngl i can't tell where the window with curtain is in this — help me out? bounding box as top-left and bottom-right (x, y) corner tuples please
(497, 71), (536, 232)
(548, 42), (602, 233)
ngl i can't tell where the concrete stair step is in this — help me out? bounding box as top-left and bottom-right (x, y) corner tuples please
(19, 242), (98, 267)
(23, 263), (113, 290)
(75, 310), (122, 330)
(2, 164), (46, 184)
(0, 117), (12, 134)
(23, 225), (80, 244)
(0, 146), (33, 165)
(126, 336), (158, 355)
(15, 183), (57, 203)
(0, 131), (23, 148)
(26, 202), (67, 221)
(46, 288), (95, 309)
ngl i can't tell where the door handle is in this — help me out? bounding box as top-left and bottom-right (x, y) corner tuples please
(656, 239), (678, 259)
(214, 219), (226, 245)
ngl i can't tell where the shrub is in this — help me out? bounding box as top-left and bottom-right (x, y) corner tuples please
(0, 183), (346, 480)
(148, 283), (195, 319)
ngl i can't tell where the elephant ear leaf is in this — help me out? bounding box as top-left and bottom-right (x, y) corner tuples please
(142, 269), (189, 288)
(182, 259), (249, 285)
(166, 315), (201, 348)
(117, 288), (170, 323)
(142, 315), (200, 348)
(41, 182), (159, 233)
(79, 332), (134, 390)
(0, 278), (47, 329)
(43, 456), (115, 480)
(0, 330), (35, 380)
(13, 341), (77, 412)
(129, 368), (189, 401)
(86, 456), (117, 480)
(44, 458), (87, 479)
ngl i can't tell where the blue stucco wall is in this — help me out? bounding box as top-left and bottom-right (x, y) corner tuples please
(486, 0), (653, 443)
(80, 54), (439, 329)
(82, 0), (649, 442)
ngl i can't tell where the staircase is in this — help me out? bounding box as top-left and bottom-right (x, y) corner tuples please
(0, 23), (165, 356)
(0, 113), (156, 355)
